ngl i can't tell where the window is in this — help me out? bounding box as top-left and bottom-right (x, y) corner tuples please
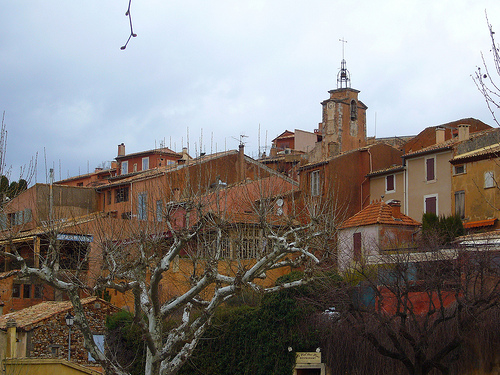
(235, 227), (265, 259)
(425, 157), (435, 181)
(484, 171), (495, 189)
(106, 191), (111, 205)
(115, 187), (129, 203)
(137, 192), (147, 221)
(424, 195), (438, 215)
(156, 200), (163, 222)
(77, 182), (83, 187)
(353, 232), (361, 261)
(455, 191), (465, 219)
(12, 284), (20, 298)
(454, 164), (466, 175)
(23, 284), (31, 298)
(142, 157), (149, 171)
(311, 170), (320, 196)
(350, 100), (357, 121)
(49, 345), (61, 357)
(121, 161), (128, 175)
(8, 210), (32, 226)
(385, 174), (395, 193)
(88, 334), (105, 361)
(34, 284), (43, 299)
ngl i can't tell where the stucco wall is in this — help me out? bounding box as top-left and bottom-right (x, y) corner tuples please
(406, 150), (452, 221)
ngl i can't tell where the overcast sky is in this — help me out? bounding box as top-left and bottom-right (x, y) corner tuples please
(1, 0), (500, 183)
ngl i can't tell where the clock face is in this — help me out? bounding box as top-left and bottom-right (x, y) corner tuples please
(327, 102), (334, 109)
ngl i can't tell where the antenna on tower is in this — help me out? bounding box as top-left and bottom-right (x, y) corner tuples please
(337, 38), (351, 88)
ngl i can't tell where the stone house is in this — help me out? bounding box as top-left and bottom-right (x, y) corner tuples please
(0, 297), (119, 367)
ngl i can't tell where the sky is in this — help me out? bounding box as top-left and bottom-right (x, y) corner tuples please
(1, 0), (500, 184)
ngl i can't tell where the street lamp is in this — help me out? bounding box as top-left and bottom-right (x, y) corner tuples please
(65, 312), (74, 361)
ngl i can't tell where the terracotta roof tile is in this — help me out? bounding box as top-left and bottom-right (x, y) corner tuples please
(340, 201), (420, 229)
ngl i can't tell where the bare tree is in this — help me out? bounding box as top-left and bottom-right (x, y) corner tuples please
(473, 12), (500, 126)
(0, 173), (338, 375)
(316, 244), (500, 375)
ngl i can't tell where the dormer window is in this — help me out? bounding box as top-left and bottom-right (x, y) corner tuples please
(350, 100), (357, 121)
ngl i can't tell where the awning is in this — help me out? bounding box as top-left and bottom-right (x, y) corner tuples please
(464, 218), (497, 229)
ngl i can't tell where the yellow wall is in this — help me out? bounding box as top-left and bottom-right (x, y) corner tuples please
(3, 358), (102, 375)
(452, 157), (500, 223)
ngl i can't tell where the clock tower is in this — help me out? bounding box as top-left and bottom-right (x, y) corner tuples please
(319, 57), (367, 157)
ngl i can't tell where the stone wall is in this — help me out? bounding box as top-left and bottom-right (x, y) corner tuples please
(27, 300), (119, 365)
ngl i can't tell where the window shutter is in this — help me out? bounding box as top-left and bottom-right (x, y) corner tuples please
(426, 158), (435, 181)
(425, 196), (437, 215)
(386, 175), (394, 191)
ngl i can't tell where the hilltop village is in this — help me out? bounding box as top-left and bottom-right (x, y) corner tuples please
(0, 61), (500, 375)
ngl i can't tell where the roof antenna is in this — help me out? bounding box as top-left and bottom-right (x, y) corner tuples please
(232, 134), (248, 146)
(337, 38), (351, 89)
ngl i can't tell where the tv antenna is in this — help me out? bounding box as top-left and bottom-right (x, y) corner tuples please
(232, 134), (248, 146)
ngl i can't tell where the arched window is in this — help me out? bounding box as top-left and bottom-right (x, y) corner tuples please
(350, 100), (357, 121)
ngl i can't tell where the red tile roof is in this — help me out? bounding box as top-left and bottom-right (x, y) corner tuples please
(340, 201), (420, 229)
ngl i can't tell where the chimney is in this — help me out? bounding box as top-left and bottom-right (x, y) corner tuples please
(178, 147), (189, 165)
(6, 319), (17, 358)
(458, 124), (470, 141)
(118, 143), (126, 157)
(270, 146), (278, 157)
(238, 144), (245, 182)
(388, 200), (402, 219)
(435, 127), (445, 144)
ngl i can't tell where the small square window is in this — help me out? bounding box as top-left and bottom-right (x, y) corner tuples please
(454, 165), (466, 175)
(49, 345), (61, 357)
